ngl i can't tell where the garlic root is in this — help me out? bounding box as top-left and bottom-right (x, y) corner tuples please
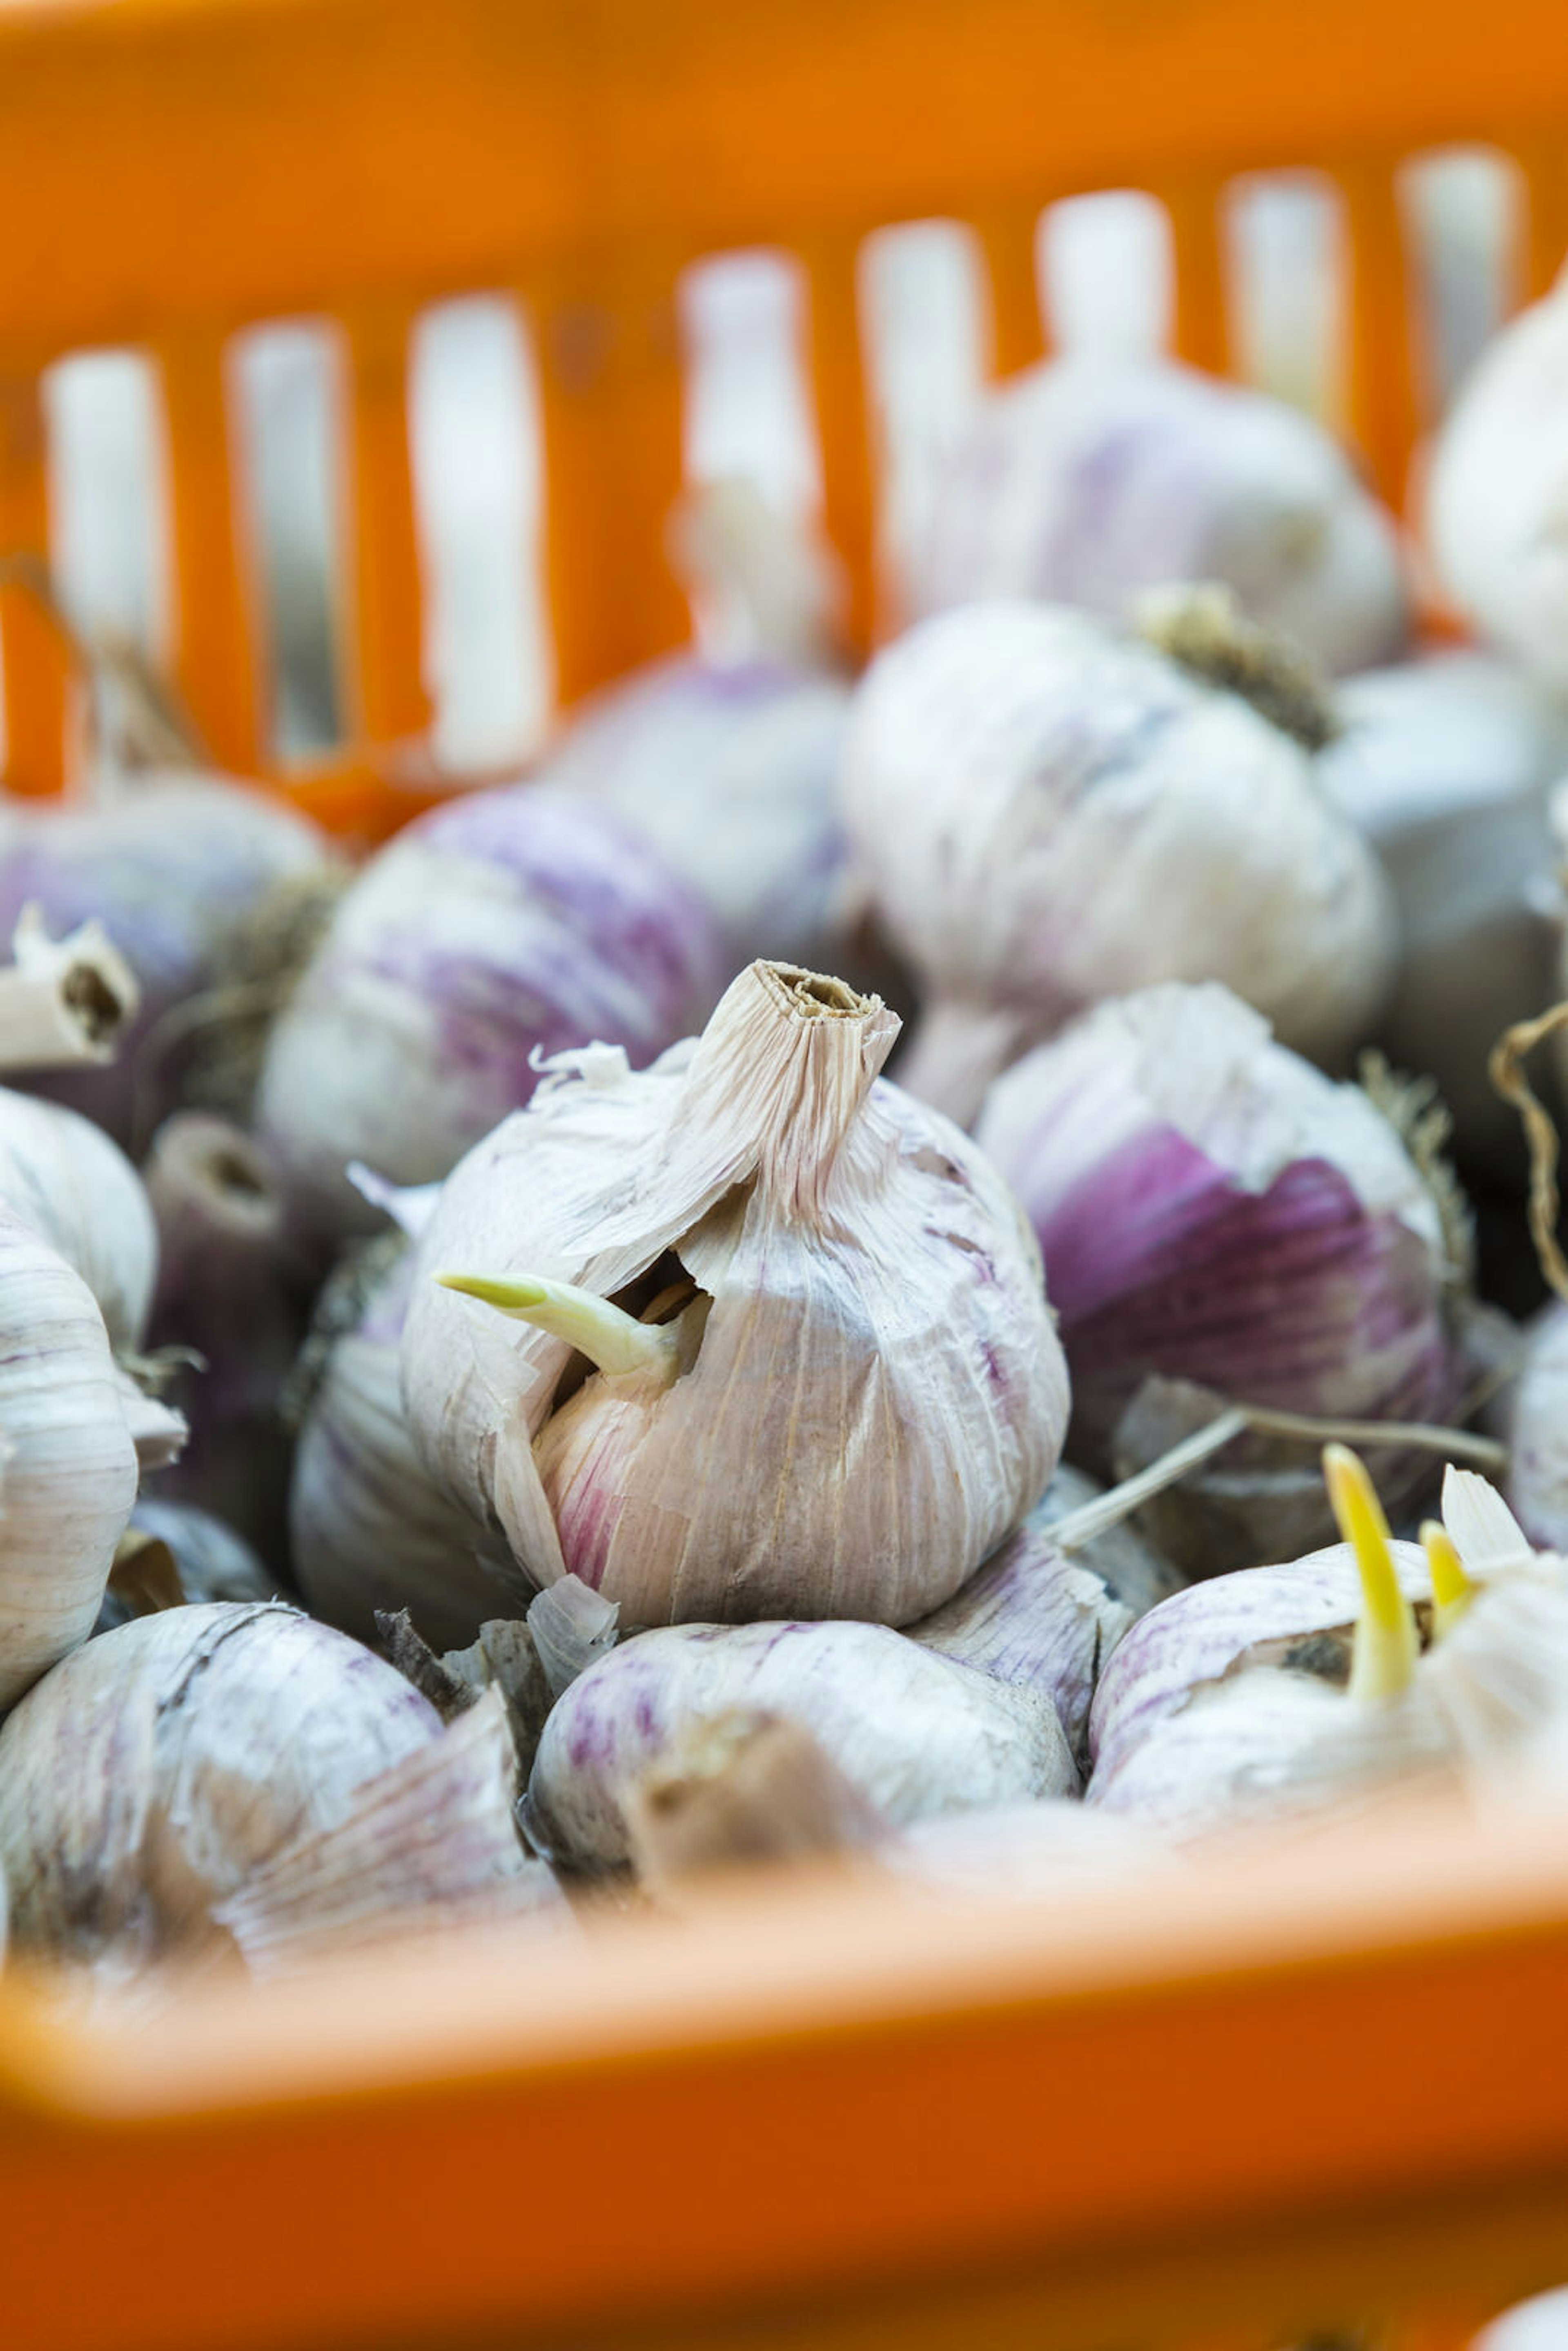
(0, 906), (139, 1073)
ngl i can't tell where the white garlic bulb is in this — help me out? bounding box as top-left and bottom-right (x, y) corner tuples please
(1499, 1305), (1568, 1555)
(1426, 276), (1568, 692)
(292, 1244), (504, 1650)
(890, 1799), (1173, 1902)
(902, 354), (1411, 675)
(0, 1210), (143, 1707)
(841, 601), (1396, 1121)
(256, 786), (722, 1243)
(527, 1617), (1078, 1873)
(0, 1601), (443, 1975)
(976, 981), (1466, 1569)
(1319, 652), (1567, 1172)
(0, 1081), (156, 1353)
(405, 960), (1068, 1626)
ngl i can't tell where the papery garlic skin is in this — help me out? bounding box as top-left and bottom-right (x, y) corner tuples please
(256, 786), (722, 1242)
(405, 962), (1068, 1626)
(0, 1084), (156, 1352)
(976, 983), (1464, 1558)
(292, 1246), (502, 1651)
(527, 1618), (1078, 1873)
(1426, 279), (1568, 693)
(0, 1602), (442, 1973)
(903, 356), (1410, 675)
(0, 1211), (141, 1707)
(841, 603), (1396, 1120)
(1319, 653), (1567, 1172)
(0, 775), (331, 1145)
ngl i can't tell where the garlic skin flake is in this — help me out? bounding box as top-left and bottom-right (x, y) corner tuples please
(256, 786), (722, 1242)
(840, 601), (1395, 1120)
(902, 355), (1410, 675)
(0, 1602), (442, 1975)
(405, 961), (1068, 1626)
(527, 1618), (1078, 1874)
(0, 1211), (142, 1708)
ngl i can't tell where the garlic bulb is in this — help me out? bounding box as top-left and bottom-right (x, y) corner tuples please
(976, 981), (1467, 1569)
(527, 1617), (1078, 1873)
(1470, 2291), (1568, 2351)
(902, 354), (1410, 675)
(906, 1465), (1181, 1762)
(1318, 652), (1567, 1173)
(0, 1081), (156, 1352)
(256, 786), (722, 1242)
(0, 1601), (443, 1975)
(840, 599), (1396, 1121)
(891, 1799), (1170, 1901)
(405, 960), (1068, 1625)
(0, 1210), (142, 1707)
(292, 1243), (503, 1650)
(1500, 1304), (1568, 1554)
(0, 773), (332, 1145)
(1426, 276), (1568, 692)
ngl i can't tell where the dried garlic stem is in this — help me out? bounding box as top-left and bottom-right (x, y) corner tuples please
(437, 1271), (683, 1384)
(0, 907), (140, 1073)
(1490, 1000), (1568, 1302)
(1421, 1520), (1475, 1641)
(1324, 1445), (1419, 1701)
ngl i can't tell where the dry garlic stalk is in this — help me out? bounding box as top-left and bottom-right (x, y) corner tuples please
(407, 960), (1067, 1625)
(0, 906), (139, 1073)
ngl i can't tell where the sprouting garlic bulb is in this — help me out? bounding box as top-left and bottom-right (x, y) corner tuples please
(256, 786), (722, 1243)
(906, 1465), (1181, 1762)
(0, 1602), (443, 1975)
(405, 960), (1068, 1626)
(292, 1243), (503, 1650)
(976, 981), (1468, 1569)
(0, 1082), (156, 1352)
(1425, 276), (1568, 692)
(840, 599), (1396, 1122)
(0, 1210), (142, 1707)
(0, 773), (332, 1145)
(902, 354), (1410, 675)
(1318, 652), (1568, 1174)
(527, 1618), (1078, 1873)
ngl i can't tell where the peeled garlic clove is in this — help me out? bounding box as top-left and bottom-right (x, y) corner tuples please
(214, 1690), (567, 1977)
(976, 981), (1467, 1565)
(841, 602), (1396, 1122)
(0, 1211), (142, 1706)
(622, 1708), (887, 1897)
(405, 960), (1068, 1626)
(0, 1081), (156, 1353)
(291, 1243), (505, 1651)
(906, 1467), (1180, 1762)
(902, 354), (1410, 675)
(0, 1601), (443, 1975)
(1318, 653), (1567, 1176)
(527, 1619), (1078, 1874)
(256, 787), (723, 1242)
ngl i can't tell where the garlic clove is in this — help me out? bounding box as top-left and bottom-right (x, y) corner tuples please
(1323, 1444), (1420, 1702)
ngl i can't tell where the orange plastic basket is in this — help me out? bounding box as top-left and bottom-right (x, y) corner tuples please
(5, 3), (1568, 2344)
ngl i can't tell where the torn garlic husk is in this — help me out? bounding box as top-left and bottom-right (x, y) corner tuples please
(378, 1575), (619, 1781)
(0, 906), (139, 1074)
(526, 1618), (1078, 1875)
(406, 960), (1068, 1626)
(839, 596), (1396, 1122)
(906, 1465), (1182, 1765)
(0, 1602), (445, 1979)
(94, 1499), (276, 1634)
(0, 1210), (144, 1707)
(976, 981), (1469, 1570)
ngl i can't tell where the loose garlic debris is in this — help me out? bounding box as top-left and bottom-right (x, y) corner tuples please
(405, 960), (1067, 1626)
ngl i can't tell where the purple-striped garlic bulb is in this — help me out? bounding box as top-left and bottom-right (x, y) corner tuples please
(976, 981), (1469, 1572)
(255, 786), (722, 1245)
(840, 597), (1395, 1123)
(901, 354), (1410, 675)
(404, 959), (1068, 1627)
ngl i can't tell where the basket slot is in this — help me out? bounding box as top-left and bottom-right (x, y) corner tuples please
(156, 327), (263, 776)
(0, 372), (69, 795)
(339, 303), (430, 749)
(801, 234), (875, 653)
(1166, 179), (1232, 374)
(1341, 158), (1424, 508)
(975, 205), (1047, 378)
(529, 255), (690, 712)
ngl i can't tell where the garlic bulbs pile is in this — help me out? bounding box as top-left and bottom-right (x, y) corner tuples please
(840, 598), (1396, 1122)
(1319, 652), (1568, 1173)
(1426, 274), (1568, 692)
(902, 355), (1411, 675)
(256, 787), (722, 1242)
(976, 982), (1467, 1569)
(0, 773), (334, 1144)
(405, 960), (1068, 1625)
